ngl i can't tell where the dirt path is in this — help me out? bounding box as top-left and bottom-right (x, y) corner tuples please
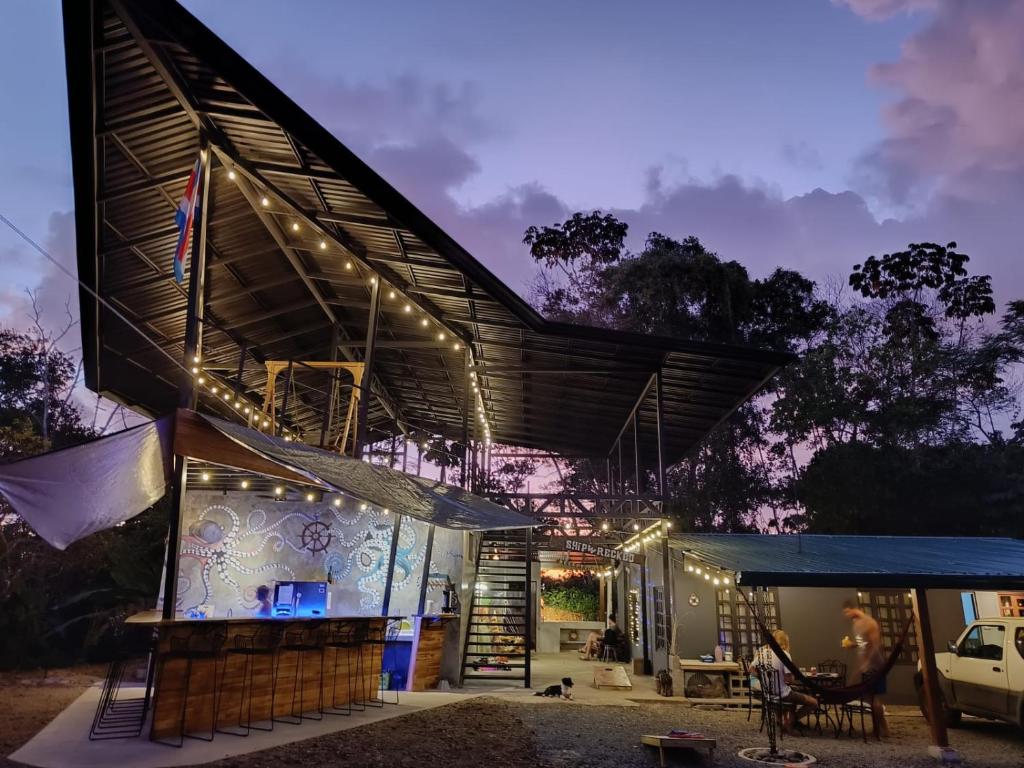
(0, 665), (103, 768)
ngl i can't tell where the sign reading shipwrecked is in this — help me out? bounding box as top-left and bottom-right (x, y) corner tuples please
(558, 537), (646, 565)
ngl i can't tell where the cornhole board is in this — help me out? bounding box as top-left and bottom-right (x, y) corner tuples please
(593, 664), (632, 689)
(640, 734), (716, 766)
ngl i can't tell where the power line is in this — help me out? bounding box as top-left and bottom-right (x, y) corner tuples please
(0, 211), (189, 376)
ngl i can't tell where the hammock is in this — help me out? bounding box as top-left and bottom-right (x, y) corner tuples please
(740, 588), (913, 704)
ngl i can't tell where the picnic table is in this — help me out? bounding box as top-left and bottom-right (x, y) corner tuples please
(640, 734), (716, 766)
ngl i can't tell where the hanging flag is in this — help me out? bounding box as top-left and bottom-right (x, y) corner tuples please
(172, 155), (204, 283)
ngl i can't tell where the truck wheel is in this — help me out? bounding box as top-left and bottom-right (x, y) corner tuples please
(918, 683), (962, 727)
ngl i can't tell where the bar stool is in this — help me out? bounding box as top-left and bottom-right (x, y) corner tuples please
(155, 623), (227, 748)
(216, 623), (283, 736)
(600, 643), (618, 662)
(361, 619), (399, 707)
(274, 621), (327, 724)
(323, 620), (362, 716)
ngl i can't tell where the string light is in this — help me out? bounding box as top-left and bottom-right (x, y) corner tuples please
(404, 304), (412, 313)
(359, 503), (368, 511)
(291, 222), (300, 232)
(274, 486), (284, 496)
(211, 386), (218, 394)
(240, 479), (249, 489)
(234, 401), (241, 409)
(262, 418), (270, 427)
(200, 471), (210, 482)
(193, 355), (201, 364)
(197, 376), (205, 384)
(320, 240), (327, 250)
(633, 523), (640, 531)
(383, 507), (390, 515)
(388, 290), (396, 300)
(306, 492), (315, 502)
(345, 261), (352, 270)
(244, 406), (251, 414)
(228, 169), (236, 181)
(437, 332), (446, 341)
(260, 196), (269, 207)
(420, 317), (428, 327)
(453, 342), (461, 351)
(601, 522), (609, 531)
(369, 276), (377, 285)
(333, 498), (342, 507)
(223, 393), (231, 401)
(191, 366), (200, 374)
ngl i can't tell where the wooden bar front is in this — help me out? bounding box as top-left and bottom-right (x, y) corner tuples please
(147, 617), (392, 741)
(405, 615), (458, 691)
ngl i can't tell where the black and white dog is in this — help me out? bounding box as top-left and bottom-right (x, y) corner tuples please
(534, 676), (574, 700)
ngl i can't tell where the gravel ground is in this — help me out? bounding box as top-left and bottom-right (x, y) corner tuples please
(0, 665), (104, 768)
(185, 697), (1024, 768)
(3, 678), (1023, 768)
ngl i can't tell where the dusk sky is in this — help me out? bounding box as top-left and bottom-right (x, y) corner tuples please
(2, 0), (1023, 338)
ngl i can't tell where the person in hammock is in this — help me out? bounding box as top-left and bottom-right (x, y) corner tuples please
(754, 629), (817, 734)
(842, 600), (891, 738)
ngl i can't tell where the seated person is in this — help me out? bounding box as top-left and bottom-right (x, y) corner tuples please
(754, 629), (816, 734)
(602, 614), (623, 659)
(579, 630), (602, 660)
(254, 584), (273, 617)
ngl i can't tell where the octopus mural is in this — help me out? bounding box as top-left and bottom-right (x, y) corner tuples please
(178, 492), (427, 615)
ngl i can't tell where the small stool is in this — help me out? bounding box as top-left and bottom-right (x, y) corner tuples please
(216, 623), (282, 736)
(274, 622), (327, 724)
(155, 624), (227, 747)
(600, 644), (618, 663)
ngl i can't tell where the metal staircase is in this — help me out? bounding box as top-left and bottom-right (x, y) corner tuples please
(460, 529), (532, 687)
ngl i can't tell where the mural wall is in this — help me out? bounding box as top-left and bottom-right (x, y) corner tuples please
(176, 491), (463, 618)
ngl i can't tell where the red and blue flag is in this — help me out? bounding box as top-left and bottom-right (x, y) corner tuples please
(172, 156), (204, 283)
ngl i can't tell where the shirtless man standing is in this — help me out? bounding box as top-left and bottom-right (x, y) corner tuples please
(842, 599), (890, 738)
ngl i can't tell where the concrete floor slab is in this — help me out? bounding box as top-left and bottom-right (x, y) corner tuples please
(10, 685), (478, 768)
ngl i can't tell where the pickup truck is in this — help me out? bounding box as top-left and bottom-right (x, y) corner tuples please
(916, 617), (1024, 728)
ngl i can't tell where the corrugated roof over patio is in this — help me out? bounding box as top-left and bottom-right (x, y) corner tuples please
(668, 533), (1024, 589)
(64, 0), (793, 464)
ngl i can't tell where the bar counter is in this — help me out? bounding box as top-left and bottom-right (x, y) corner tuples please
(139, 614), (399, 742)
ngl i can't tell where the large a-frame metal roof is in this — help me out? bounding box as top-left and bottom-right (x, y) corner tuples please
(63, 0), (793, 462)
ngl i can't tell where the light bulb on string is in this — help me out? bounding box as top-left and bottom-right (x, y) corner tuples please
(319, 240), (327, 250)
(228, 170), (236, 181)
(260, 196), (269, 207)
(345, 261), (352, 270)
(274, 486), (284, 496)
(420, 318), (428, 327)
(388, 290), (396, 300)
(306, 492), (315, 502)
(404, 304), (412, 313)
(240, 479), (249, 489)
(291, 222), (300, 232)
(200, 471), (210, 482)
(211, 386), (218, 394)
(198, 376), (206, 385)
(333, 498), (342, 507)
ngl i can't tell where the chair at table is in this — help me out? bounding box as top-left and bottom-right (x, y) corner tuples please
(216, 623), (283, 736)
(155, 623), (228, 747)
(739, 656), (762, 724)
(817, 659), (847, 687)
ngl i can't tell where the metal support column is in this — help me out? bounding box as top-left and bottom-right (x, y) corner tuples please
(164, 141), (210, 620)
(380, 513), (404, 616)
(319, 323), (339, 448)
(524, 526), (533, 689)
(354, 279), (381, 458)
(639, 543), (652, 674)
(416, 524), (437, 615)
(460, 348), (471, 487)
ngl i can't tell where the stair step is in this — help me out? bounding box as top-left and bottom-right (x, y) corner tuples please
(461, 674), (527, 681)
(464, 652), (527, 658)
(463, 663), (527, 669)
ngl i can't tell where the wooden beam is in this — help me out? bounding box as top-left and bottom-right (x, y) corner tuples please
(173, 409), (313, 486)
(911, 588), (950, 751)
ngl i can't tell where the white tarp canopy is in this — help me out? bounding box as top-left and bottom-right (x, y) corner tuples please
(0, 417), (173, 550)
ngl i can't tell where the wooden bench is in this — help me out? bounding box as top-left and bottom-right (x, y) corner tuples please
(640, 734), (716, 766)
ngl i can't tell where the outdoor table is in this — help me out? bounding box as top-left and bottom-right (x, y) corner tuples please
(640, 734), (716, 766)
(677, 659), (740, 699)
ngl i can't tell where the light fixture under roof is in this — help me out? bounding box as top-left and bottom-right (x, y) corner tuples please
(261, 196), (269, 207)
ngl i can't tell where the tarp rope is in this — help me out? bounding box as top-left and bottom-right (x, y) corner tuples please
(739, 586), (913, 704)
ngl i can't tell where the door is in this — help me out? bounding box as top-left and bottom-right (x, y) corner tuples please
(951, 623), (1010, 716)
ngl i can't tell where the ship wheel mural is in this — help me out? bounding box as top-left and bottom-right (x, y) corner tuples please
(301, 520), (332, 553)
